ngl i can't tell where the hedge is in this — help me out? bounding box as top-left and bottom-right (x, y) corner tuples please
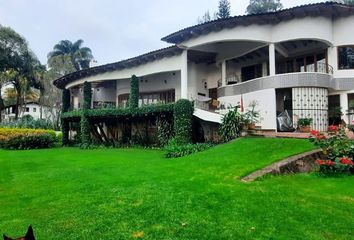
(174, 99), (194, 144)
(0, 128), (56, 150)
(81, 81), (92, 145)
(61, 104), (175, 120)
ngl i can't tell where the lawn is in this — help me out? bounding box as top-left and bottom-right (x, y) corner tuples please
(0, 138), (353, 239)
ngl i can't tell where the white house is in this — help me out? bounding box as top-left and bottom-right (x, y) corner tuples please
(2, 102), (55, 121)
(54, 2), (354, 132)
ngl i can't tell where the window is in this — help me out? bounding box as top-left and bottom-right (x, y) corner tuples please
(338, 46), (354, 70)
(25, 107), (29, 112)
(33, 108), (36, 112)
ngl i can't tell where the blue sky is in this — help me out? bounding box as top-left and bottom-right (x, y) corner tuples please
(0, 0), (323, 65)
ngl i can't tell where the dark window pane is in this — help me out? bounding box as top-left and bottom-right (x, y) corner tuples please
(338, 46), (354, 70)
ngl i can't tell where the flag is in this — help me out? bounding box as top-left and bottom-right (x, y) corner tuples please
(240, 95), (244, 112)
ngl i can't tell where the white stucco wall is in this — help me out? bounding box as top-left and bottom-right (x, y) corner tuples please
(218, 88), (277, 130)
(66, 55), (182, 89)
(21, 103), (54, 120)
(116, 71), (181, 100)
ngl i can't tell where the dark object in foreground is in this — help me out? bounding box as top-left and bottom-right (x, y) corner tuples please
(3, 226), (35, 240)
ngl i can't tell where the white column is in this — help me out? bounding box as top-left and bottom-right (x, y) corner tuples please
(327, 46), (337, 75)
(269, 43), (276, 76)
(221, 60), (227, 86)
(181, 50), (188, 99)
(340, 93), (349, 123)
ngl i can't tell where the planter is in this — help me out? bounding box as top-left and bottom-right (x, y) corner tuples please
(299, 125), (311, 133)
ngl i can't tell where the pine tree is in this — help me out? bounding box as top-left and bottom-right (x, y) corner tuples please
(217, 0), (231, 19)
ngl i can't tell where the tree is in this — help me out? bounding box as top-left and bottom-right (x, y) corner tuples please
(217, 0), (231, 19)
(246, 0), (283, 15)
(47, 39), (93, 71)
(0, 25), (42, 119)
(197, 10), (212, 24)
(341, 0), (354, 4)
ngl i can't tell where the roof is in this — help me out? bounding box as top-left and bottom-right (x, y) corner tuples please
(162, 2), (354, 44)
(53, 45), (183, 89)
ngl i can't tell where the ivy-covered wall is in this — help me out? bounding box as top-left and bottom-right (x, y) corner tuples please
(81, 81), (92, 146)
(174, 99), (194, 144)
(61, 89), (71, 145)
(129, 75), (139, 109)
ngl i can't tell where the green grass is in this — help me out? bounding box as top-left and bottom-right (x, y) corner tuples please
(0, 138), (353, 239)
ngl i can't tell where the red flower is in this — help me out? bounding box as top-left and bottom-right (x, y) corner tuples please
(328, 125), (338, 132)
(310, 130), (320, 136)
(326, 160), (335, 166)
(316, 134), (326, 140)
(340, 157), (354, 165)
(316, 159), (326, 165)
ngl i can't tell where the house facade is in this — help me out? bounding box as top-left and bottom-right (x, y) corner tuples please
(54, 2), (354, 132)
(2, 102), (55, 121)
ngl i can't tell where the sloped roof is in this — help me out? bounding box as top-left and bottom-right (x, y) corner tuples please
(53, 45), (182, 89)
(162, 2), (354, 44)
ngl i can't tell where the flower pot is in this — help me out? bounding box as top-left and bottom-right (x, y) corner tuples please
(299, 125), (311, 133)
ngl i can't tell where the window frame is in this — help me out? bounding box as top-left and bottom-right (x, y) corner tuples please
(337, 45), (354, 70)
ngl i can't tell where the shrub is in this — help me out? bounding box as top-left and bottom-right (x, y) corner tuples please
(174, 99), (194, 145)
(0, 115), (54, 130)
(298, 118), (313, 127)
(309, 127), (354, 175)
(165, 140), (213, 158)
(0, 127), (56, 150)
(219, 107), (245, 142)
(156, 115), (174, 146)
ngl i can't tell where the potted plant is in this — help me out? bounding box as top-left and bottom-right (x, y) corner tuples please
(298, 118), (313, 132)
(244, 100), (260, 130)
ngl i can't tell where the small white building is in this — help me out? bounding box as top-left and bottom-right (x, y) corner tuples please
(2, 102), (55, 121)
(54, 2), (354, 132)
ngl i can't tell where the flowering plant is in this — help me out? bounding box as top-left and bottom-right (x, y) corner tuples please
(310, 126), (354, 175)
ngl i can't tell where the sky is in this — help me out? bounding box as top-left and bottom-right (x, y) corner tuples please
(0, 0), (325, 66)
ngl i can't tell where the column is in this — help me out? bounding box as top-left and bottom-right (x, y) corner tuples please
(269, 43), (276, 76)
(181, 50), (188, 99)
(327, 46), (336, 75)
(221, 60), (227, 86)
(340, 93), (349, 124)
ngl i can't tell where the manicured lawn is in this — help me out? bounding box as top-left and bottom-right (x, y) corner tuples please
(0, 138), (353, 239)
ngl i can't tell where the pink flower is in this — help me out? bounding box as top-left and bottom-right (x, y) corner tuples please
(310, 130), (320, 136)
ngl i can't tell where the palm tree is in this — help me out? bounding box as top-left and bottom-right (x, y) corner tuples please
(47, 39), (93, 71)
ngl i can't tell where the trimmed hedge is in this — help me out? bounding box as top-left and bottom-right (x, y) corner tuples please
(129, 75), (139, 109)
(62, 104), (175, 119)
(174, 99), (194, 144)
(0, 128), (56, 150)
(83, 81), (92, 110)
(156, 115), (174, 146)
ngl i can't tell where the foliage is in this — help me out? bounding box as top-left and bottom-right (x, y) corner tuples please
(164, 140), (214, 158)
(156, 115), (174, 146)
(341, 0), (354, 5)
(244, 100), (260, 124)
(328, 106), (343, 125)
(61, 119), (70, 146)
(0, 115), (53, 130)
(0, 26), (43, 119)
(83, 81), (92, 110)
(298, 118), (313, 127)
(0, 127), (56, 149)
(309, 127), (354, 175)
(174, 99), (194, 145)
(246, 0), (283, 14)
(217, 0), (231, 19)
(80, 82), (92, 146)
(129, 75), (139, 109)
(62, 89), (71, 113)
(47, 39), (93, 71)
(197, 10), (214, 24)
(62, 104), (175, 119)
(219, 107), (245, 142)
